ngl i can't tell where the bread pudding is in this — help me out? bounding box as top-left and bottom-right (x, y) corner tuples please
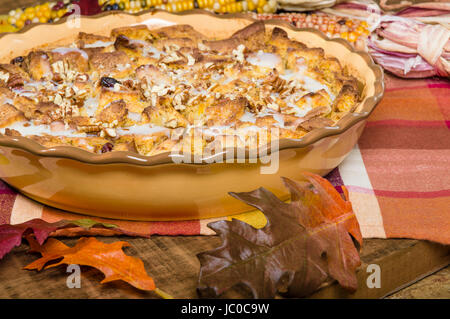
(0, 21), (361, 157)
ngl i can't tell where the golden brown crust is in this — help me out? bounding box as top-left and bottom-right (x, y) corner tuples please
(149, 24), (208, 42)
(0, 21), (361, 156)
(25, 51), (52, 80)
(96, 100), (128, 124)
(230, 20), (265, 50)
(89, 51), (132, 76)
(206, 97), (248, 126)
(0, 102), (23, 127)
(77, 32), (111, 46)
(143, 98), (189, 129)
(50, 50), (89, 74)
(111, 25), (151, 40)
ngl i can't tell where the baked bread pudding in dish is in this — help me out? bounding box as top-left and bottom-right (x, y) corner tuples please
(0, 21), (361, 157)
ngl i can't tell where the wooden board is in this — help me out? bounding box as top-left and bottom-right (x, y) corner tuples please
(310, 239), (450, 298)
(0, 236), (448, 298)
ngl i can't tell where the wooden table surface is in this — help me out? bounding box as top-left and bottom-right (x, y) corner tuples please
(0, 0), (449, 299)
(0, 235), (448, 298)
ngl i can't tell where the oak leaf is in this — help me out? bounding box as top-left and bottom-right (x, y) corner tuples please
(0, 218), (122, 260)
(197, 172), (362, 298)
(24, 236), (169, 296)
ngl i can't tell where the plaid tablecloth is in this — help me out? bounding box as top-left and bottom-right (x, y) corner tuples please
(1, 74), (449, 244)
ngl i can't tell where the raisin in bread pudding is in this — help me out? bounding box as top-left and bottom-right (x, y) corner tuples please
(0, 21), (361, 156)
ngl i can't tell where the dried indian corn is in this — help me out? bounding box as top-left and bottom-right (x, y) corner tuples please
(256, 12), (370, 49)
(1, 0), (370, 52)
(6, 1), (69, 29)
(100, 0), (277, 13)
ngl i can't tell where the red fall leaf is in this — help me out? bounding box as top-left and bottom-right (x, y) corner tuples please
(0, 218), (132, 260)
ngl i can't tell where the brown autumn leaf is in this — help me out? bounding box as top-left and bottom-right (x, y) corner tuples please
(197, 172), (362, 298)
(24, 236), (171, 298)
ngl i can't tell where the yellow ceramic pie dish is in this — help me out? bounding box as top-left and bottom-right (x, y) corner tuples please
(0, 10), (384, 221)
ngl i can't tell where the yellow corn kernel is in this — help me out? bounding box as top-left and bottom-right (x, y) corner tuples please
(16, 19), (24, 28)
(340, 32), (349, 40)
(247, 0), (255, 11)
(39, 16), (47, 23)
(327, 24), (335, 34)
(348, 32), (357, 42)
(354, 25), (364, 35)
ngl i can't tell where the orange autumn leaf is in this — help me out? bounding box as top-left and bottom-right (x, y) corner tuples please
(24, 236), (156, 292)
(284, 172), (363, 246)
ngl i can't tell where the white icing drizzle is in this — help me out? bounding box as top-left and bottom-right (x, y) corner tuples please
(246, 50), (281, 69)
(2, 121), (86, 137)
(82, 97), (98, 117)
(83, 40), (114, 48)
(52, 47), (89, 60)
(117, 125), (170, 136)
(143, 46), (163, 59)
(127, 112), (142, 123)
(280, 68), (335, 101)
(240, 111), (257, 123)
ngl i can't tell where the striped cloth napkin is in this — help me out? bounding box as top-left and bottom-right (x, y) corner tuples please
(1, 74), (449, 244)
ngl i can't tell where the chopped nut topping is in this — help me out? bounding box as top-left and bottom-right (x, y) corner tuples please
(232, 44), (246, 64)
(0, 23), (360, 156)
(0, 71), (10, 83)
